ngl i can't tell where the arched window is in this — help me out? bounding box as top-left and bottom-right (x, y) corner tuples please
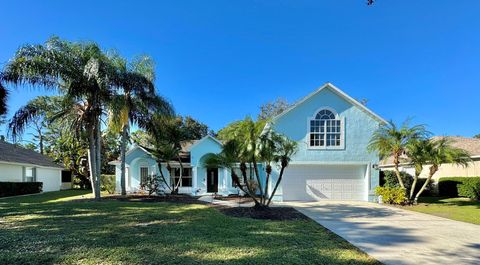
(309, 109), (344, 148)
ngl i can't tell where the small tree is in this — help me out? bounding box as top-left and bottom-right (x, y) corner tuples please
(368, 120), (428, 189)
(140, 175), (165, 196)
(412, 138), (471, 202)
(204, 118), (297, 209)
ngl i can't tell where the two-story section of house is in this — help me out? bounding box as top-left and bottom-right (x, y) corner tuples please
(267, 83), (386, 202)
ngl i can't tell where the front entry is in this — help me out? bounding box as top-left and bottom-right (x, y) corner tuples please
(206, 168), (218, 193)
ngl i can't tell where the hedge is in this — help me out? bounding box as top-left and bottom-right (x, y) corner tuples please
(0, 182), (43, 197)
(438, 177), (480, 198)
(101, 174), (116, 194)
(380, 170), (434, 196)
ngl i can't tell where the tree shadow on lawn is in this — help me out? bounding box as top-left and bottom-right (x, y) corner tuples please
(418, 197), (480, 208)
(0, 199), (380, 265)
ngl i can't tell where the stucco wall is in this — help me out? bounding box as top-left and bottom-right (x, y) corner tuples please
(383, 159), (480, 181)
(37, 168), (62, 192)
(270, 86), (381, 201)
(0, 164), (23, 182)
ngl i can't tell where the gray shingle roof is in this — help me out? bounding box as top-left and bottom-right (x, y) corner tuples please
(0, 141), (63, 168)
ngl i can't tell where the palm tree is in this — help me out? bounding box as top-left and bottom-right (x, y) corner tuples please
(265, 133), (297, 206)
(218, 117), (267, 202)
(368, 120), (429, 189)
(413, 137), (471, 202)
(1, 37), (118, 200)
(204, 124), (297, 208)
(141, 115), (188, 194)
(405, 139), (430, 201)
(8, 96), (58, 154)
(203, 140), (261, 205)
(108, 54), (173, 195)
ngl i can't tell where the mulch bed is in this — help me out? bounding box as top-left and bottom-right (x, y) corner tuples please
(217, 206), (309, 221)
(85, 194), (308, 221)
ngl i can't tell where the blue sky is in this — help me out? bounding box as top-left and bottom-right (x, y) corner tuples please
(1, 0), (479, 138)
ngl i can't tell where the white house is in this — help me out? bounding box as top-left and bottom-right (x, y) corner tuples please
(0, 140), (64, 192)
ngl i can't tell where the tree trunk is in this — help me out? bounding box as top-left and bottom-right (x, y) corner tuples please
(87, 126), (98, 199)
(156, 160), (172, 192)
(94, 116), (101, 200)
(267, 165), (285, 206)
(252, 156), (263, 204)
(173, 157), (184, 194)
(120, 125), (128, 196)
(39, 133), (44, 155)
(414, 165), (438, 203)
(409, 165), (422, 202)
(231, 169), (260, 206)
(264, 164), (271, 203)
(393, 155), (406, 189)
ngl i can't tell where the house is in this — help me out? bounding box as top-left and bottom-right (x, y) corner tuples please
(0, 140), (64, 192)
(111, 83), (385, 201)
(379, 136), (480, 180)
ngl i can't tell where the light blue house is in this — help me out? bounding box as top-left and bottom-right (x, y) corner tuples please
(111, 83), (385, 201)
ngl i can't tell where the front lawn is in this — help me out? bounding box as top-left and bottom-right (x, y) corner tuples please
(403, 197), (480, 225)
(0, 190), (379, 265)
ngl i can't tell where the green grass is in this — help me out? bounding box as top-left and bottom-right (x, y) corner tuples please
(404, 197), (480, 225)
(0, 190), (379, 265)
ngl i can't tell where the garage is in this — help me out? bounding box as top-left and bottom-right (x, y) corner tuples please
(282, 164), (367, 201)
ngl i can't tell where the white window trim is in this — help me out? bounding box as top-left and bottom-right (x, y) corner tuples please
(307, 107), (345, 150)
(170, 167), (193, 187)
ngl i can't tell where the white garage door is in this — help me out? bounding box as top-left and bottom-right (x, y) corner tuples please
(282, 164), (367, 201)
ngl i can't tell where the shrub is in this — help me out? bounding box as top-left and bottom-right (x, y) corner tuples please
(438, 177), (480, 197)
(100, 174), (116, 194)
(375, 186), (407, 204)
(457, 178), (480, 200)
(140, 175), (167, 196)
(380, 170), (434, 196)
(0, 182), (43, 197)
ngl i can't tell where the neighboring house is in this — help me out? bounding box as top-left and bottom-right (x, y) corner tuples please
(379, 136), (480, 181)
(111, 83), (385, 201)
(0, 140), (64, 192)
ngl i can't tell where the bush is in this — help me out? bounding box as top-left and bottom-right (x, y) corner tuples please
(375, 186), (407, 204)
(438, 177), (480, 197)
(457, 178), (480, 200)
(380, 170), (434, 196)
(100, 174), (115, 194)
(140, 175), (166, 196)
(0, 182), (43, 197)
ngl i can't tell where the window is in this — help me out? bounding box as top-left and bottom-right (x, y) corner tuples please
(170, 168), (192, 187)
(232, 166), (254, 187)
(24, 167), (35, 182)
(140, 167), (149, 186)
(309, 109), (343, 148)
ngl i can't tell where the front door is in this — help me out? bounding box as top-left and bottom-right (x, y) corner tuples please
(206, 168), (218, 193)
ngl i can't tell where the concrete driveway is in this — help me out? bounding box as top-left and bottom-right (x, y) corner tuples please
(284, 201), (480, 265)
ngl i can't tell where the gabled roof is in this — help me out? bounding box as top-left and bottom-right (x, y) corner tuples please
(187, 135), (223, 151)
(272, 82), (387, 124)
(0, 141), (63, 168)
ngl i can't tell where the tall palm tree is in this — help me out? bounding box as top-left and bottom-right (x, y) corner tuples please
(368, 120), (429, 189)
(1, 37), (118, 200)
(108, 54), (173, 195)
(413, 137), (471, 202)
